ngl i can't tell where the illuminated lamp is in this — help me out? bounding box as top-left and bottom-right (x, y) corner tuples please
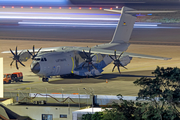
(2, 6), (5, 8)
(40, 7), (42, 9)
(99, 7), (102, 10)
(69, 7), (71, 9)
(79, 7), (81, 9)
(89, 7), (91, 10)
(49, 7), (52, 9)
(59, 7), (61, 9)
(21, 6), (23, 9)
(30, 7), (33, 9)
(110, 8), (112, 10)
(12, 6), (14, 8)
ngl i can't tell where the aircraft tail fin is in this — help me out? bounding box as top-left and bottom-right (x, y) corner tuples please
(104, 7), (176, 44)
(106, 7), (136, 44)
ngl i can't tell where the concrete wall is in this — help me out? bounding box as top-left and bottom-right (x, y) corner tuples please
(7, 105), (79, 120)
(0, 58), (3, 98)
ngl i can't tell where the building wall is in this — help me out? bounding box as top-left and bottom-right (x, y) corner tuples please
(0, 58), (3, 98)
(7, 105), (79, 120)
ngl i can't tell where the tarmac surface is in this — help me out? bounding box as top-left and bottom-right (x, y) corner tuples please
(1, 38), (180, 96)
(1, 8), (180, 96)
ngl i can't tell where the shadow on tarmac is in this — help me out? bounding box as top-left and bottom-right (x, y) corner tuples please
(48, 70), (154, 84)
(6, 81), (34, 84)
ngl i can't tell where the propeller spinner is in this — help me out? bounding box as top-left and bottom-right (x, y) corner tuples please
(82, 48), (97, 71)
(27, 45), (42, 60)
(10, 46), (25, 69)
(109, 50), (127, 73)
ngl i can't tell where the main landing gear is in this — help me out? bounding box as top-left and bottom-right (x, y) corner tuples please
(42, 77), (49, 82)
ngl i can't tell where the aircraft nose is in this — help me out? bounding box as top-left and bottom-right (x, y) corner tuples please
(31, 62), (40, 74)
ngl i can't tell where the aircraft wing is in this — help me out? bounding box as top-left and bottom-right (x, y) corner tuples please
(2, 46), (170, 60)
(1, 47), (60, 54)
(79, 48), (171, 60)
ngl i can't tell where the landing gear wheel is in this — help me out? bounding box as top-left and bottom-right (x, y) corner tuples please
(42, 78), (49, 82)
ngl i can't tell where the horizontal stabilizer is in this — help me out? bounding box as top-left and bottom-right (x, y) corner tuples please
(104, 9), (176, 14)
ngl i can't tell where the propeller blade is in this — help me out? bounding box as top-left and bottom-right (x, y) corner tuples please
(118, 51), (124, 59)
(89, 48), (91, 57)
(112, 65), (116, 72)
(120, 62), (127, 69)
(33, 45), (35, 54)
(122, 66), (127, 69)
(88, 64), (90, 71)
(114, 50), (117, 59)
(15, 46), (17, 56)
(18, 50), (23, 56)
(92, 64), (97, 69)
(10, 48), (15, 56)
(109, 55), (114, 60)
(82, 62), (86, 68)
(16, 60), (19, 70)
(83, 50), (89, 58)
(117, 66), (121, 73)
(10, 60), (14, 66)
(19, 60), (25, 67)
(27, 50), (33, 56)
(37, 47), (42, 54)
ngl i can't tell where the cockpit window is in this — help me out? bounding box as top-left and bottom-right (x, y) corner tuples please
(41, 58), (44, 61)
(44, 58), (47, 61)
(34, 58), (41, 61)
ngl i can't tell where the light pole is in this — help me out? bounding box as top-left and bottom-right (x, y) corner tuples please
(83, 88), (94, 114)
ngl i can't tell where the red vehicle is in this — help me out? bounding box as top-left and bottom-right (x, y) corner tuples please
(3, 72), (23, 83)
(3, 73), (11, 84)
(11, 72), (23, 82)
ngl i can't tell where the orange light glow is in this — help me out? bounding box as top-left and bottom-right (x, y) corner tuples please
(49, 7), (52, 9)
(40, 7), (42, 9)
(110, 8), (112, 10)
(21, 6), (23, 9)
(79, 7), (81, 9)
(30, 7), (33, 9)
(69, 7), (71, 9)
(99, 7), (102, 10)
(89, 7), (91, 10)
(2, 6), (5, 8)
(59, 7), (61, 9)
(12, 6), (14, 8)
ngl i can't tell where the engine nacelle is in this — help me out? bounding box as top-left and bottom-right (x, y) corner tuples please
(120, 55), (132, 66)
(19, 50), (31, 62)
(92, 53), (104, 63)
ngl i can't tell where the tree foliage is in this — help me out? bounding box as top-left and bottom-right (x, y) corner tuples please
(82, 66), (180, 120)
(133, 66), (180, 119)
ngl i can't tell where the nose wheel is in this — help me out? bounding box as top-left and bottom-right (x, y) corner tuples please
(42, 77), (49, 82)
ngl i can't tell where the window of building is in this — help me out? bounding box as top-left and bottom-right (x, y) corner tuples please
(42, 114), (53, 120)
(60, 114), (67, 118)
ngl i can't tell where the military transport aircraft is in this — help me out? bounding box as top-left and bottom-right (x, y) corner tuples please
(2, 6), (174, 82)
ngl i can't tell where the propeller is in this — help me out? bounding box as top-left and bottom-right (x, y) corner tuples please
(10, 46), (25, 69)
(27, 45), (42, 60)
(109, 50), (127, 73)
(82, 48), (97, 71)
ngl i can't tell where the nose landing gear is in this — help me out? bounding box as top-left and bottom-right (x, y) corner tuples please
(42, 77), (49, 82)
